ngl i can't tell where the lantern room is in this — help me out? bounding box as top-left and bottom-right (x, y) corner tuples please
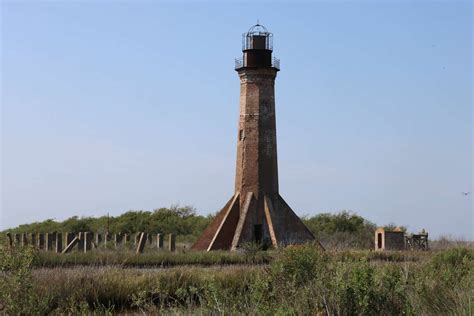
(235, 23), (280, 70)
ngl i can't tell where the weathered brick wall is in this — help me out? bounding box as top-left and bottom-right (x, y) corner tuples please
(235, 68), (279, 201)
(385, 231), (405, 250)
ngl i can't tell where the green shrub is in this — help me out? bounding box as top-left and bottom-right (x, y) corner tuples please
(268, 244), (415, 315)
(268, 244), (335, 314)
(412, 247), (474, 315)
(333, 259), (376, 314)
(303, 211), (377, 249)
(0, 245), (49, 314)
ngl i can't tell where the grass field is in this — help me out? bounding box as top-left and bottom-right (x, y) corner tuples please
(32, 247), (429, 268)
(33, 249), (273, 268)
(1, 243), (472, 315)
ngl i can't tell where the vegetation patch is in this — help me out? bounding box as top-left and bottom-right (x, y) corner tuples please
(1, 244), (472, 315)
(34, 249), (273, 268)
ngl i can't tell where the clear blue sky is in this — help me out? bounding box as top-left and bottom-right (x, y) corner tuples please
(1, 1), (472, 239)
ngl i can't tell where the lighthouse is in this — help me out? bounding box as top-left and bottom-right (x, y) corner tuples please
(193, 24), (316, 251)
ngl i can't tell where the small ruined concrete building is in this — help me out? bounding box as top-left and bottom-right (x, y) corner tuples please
(192, 24), (315, 251)
(375, 227), (405, 251)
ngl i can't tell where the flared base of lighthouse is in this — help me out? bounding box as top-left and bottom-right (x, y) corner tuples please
(192, 192), (316, 251)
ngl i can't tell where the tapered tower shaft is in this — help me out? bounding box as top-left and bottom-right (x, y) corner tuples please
(235, 68), (279, 200)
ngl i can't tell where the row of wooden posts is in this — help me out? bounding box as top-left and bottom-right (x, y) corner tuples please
(6, 232), (176, 254)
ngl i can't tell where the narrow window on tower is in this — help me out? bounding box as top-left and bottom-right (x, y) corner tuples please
(239, 129), (244, 140)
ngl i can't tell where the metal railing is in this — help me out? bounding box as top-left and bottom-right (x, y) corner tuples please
(242, 33), (273, 51)
(234, 57), (280, 70)
(272, 57), (280, 70)
(235, 57), (243, 69)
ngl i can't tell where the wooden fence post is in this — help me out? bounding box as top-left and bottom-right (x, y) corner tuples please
(95, 233), (102, 246)
(6, 232), (13, 250)
(114, 233), (123, 249)
(136, 232), (146, 254)
(124, 234), (130, 246)
(77, 232), (84, 251)
(46, 233), (55, 251)
(62, 237), (79, 254)
(83, 232), (92, 252)
(14, 234), (21, 247)
(168, 234), (176, 252)
(65, 232), (75, 247)
(157, 233), (164, 250)
(30, 233), (37, 248)
(55, 233), (63, 253)
(37, 233), (45, 250)
(21, 233), (28, 247)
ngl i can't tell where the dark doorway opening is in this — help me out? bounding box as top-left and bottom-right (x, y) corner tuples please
(377, 233), (383, 249)
(254, 224), (263, 243)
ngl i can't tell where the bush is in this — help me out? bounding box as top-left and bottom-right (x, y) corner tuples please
(303, 211), (376, 249)
(0, 244), (49, 314)
(268, 244), (412, 315)
(265, 245), (473, 315)
(412, 247), (474, 315)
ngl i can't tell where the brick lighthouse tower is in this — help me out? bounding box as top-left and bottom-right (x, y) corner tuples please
(193, 24), (315, 251)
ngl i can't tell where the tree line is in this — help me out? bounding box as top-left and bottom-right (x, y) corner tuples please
(5, 206), (389, 248)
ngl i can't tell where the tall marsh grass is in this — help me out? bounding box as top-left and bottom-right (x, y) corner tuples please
(35, 249), (273, 268)
(1, 244), (472, 315)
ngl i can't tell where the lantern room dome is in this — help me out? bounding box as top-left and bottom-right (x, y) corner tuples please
(246, 23), (270, 36)
(242, 23), (273, 51)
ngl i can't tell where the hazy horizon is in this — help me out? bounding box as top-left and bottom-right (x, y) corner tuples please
(1, 1), (472, 239)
